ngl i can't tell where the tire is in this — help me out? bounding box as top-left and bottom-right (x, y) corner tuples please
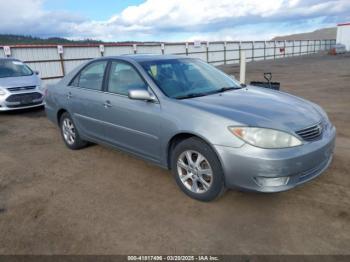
(171, 137), (226, 201)
(59, 112), (88, 150)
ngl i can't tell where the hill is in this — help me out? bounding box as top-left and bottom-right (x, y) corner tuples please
(272, 27), (336, 41)
(0, 34), (106, 45)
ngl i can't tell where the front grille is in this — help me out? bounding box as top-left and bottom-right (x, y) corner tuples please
(295, 122), (323, 141)
(7, 86), (36, 92)
(6, 92), (43, 104)
(7, 101), (43, 108)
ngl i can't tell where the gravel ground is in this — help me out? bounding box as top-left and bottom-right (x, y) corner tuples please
(0, 53), (349, 255)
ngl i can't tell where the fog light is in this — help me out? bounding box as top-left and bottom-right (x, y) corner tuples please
(254, 176), (290, 187)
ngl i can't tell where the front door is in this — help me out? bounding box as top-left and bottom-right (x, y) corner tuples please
(100, 60), (161, 162)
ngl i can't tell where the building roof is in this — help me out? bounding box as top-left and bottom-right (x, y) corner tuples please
(337, 22), (350, 27)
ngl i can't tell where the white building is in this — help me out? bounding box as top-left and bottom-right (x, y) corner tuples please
(336, 22), (350, 51)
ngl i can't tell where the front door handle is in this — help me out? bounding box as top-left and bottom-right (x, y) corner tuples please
(103, 100), (112, 108)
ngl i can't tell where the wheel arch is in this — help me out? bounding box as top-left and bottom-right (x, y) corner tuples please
(166, 132), (222, 170)
(57, 108), (68, 125)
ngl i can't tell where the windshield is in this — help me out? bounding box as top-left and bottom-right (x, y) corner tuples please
(140, 58), (241, 99)
(0, 60), (33, 78)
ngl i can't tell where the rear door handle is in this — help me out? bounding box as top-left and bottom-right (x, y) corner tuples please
(103, 100), (112, 108)
(66, 92), (72, 99)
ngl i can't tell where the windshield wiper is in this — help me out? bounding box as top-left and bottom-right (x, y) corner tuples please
(175, 85), (243, 99)
(175, 93), (209, 99)
(212, 86), (243, 94)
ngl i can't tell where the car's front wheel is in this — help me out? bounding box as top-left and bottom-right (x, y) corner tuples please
(171, 137), (226, 201)
(60, 112), (87, 150)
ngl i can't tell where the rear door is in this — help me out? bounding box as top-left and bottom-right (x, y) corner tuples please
(67, 60), (110, 141)
(99, 60), (162, 162)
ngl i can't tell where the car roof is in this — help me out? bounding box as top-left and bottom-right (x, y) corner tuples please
(105, 54), (190, 63)
(0, 57), (21, 62)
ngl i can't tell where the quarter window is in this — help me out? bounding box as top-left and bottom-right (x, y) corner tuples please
(107, 61), (147, 95)
(71, 61), (107, 91)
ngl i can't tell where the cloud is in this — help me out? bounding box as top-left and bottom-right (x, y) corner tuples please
(0, 0), (85, 37)
(0, 0), (349, 41)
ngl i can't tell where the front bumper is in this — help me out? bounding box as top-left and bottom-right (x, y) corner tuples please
(0, 91), (45, 111)
(214, 124), (336, 192)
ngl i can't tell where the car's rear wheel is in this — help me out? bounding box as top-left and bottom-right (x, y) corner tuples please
(171, 137), (226, 201)
(60, 112), (87, 150)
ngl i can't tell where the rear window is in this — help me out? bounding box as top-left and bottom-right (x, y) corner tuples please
(0, 60), (33, 78)
(70, 61), (108, 91)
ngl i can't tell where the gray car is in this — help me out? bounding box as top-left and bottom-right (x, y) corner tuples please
(0, 58), (44, 111)
(45, 55), (336, 201)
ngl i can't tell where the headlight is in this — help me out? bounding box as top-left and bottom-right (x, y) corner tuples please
(0, 89), (6, 96)
(37, 85), (43, 91)
(229, 127), (303, 149)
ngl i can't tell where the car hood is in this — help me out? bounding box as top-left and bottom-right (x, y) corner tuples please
(0, 74), (40, 88)
(181, 86), (323, 131)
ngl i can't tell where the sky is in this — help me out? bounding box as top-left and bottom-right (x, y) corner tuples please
(0, 0), (349, 42)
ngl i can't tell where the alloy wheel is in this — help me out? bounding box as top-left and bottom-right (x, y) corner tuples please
(62, 118), (76, 145)
(177, 150), (213, 194)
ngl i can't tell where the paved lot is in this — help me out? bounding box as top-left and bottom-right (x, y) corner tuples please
(0, 54), (349, 255)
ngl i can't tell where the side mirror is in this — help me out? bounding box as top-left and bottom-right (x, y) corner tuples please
(128, 89), (157, 102)
(34, 70), (40, 75)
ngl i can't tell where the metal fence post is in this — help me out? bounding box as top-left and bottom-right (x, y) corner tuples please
(292, 41), (295, 56)
(239, 50), (246, 84)
(314, 40), (316, 53)
(185, 43), (189, 56)
(299, 40), (302, 56)
(3, 46), (11, 57)
(99, 45), (104, 57)
(252, 41), (255, 61)
(57, 45), (65, 76)
(263, 41), (266, 60)
(223, 41), (227, 64)
(133, 44), (137, 54)
(206, 41), (209, 62)
(273, 41), (276, 59)
(59, 53), (65, 76)
(319, 40), (321, 51)
(237, 41), (242, 64)
(161, 43), (165, 55)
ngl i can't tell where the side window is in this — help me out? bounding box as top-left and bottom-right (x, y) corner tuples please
(107, 61), (147, 95)
(71, 61), (107, 90)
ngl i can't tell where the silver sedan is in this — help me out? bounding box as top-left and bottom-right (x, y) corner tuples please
(45, 55), (336, 201)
